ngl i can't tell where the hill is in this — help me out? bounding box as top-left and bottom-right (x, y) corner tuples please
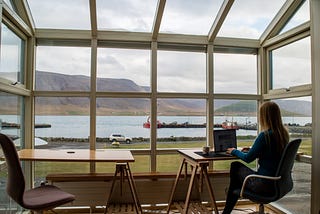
(1, 71), (312, 116)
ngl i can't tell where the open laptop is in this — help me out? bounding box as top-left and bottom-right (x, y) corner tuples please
(195, 129), (237, 158)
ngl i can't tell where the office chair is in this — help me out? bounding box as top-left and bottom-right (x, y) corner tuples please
(235, 138), (301, 214)
(0, 133), (75, 213)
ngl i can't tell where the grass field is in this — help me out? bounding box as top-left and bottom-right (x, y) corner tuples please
(33, 137), (311, 177)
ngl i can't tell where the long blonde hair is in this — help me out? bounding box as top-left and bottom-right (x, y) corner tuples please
(259, 101), (289, 153)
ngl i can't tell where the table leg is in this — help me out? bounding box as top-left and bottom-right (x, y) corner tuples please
(125, 163), (142, 213)
(201, 163), (219, 214)
(183, 164), (198, 214)
(167, 158), (186, 213)
(104, 164), (120, 214)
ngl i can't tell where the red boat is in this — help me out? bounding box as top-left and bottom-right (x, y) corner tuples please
(221, 120), (239, 130)
(143, 117), (162, 128)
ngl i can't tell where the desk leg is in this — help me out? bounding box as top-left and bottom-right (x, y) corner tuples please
(104, 164), (121, 214)
(201, 164), (219, 214)
(183, 164), (198, 214)
(125, 163), (142, 214)
(167, 158), (186, 214)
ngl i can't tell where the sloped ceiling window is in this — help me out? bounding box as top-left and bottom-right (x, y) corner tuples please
(96, 0), (157, 32)
(159, 0), (223, 35)
(218, 0), (286, 39)
(27, 0), (90, 29)
(279, 0), (310, 34)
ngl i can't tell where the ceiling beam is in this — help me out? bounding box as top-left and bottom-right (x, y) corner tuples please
(208, 0), (234, 42)
(89, 0), (97, 38)
(152, 0), (166, 40)
(260, 0), (305, 44)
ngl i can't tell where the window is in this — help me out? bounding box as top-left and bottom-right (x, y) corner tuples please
(97, 48), (150, 92)
(272, 97), (311, 214)
(0, 23), (25, 84)
(158, 51), (206, 93)
(214, 53), (257, 94)
(35, 46), (91, 91)
(270, 37), (311, 89)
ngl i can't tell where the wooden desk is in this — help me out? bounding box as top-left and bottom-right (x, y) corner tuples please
(18, 149), (141, 214)
(18, 149), (134, 163)
(167, 149), (236, 214)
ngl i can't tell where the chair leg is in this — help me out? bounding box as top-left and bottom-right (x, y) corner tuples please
(258, 203), (265, 214)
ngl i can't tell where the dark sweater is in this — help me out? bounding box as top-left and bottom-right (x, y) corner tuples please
(231, 130), (282, 176)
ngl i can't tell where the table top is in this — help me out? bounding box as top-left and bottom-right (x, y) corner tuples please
(18, 149), (134, 162)
(178, 149), (237, 162)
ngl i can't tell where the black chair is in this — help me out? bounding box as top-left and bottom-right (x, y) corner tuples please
(235, 138), (301, 214)
(0, 133), (75, 213)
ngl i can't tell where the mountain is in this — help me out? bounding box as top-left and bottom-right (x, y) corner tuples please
(1, 71), (311, 116)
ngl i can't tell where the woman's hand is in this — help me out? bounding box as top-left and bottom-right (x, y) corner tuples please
(226, 148), (236, 154)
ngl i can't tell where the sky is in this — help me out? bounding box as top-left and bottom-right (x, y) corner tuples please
(2, 0), (311, 95)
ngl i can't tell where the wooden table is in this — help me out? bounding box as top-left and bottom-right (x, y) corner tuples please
(18, 149), (141, 214)
(167, 149), (236, 214)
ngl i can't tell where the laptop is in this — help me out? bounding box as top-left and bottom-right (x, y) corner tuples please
(195, 129), (237, 158)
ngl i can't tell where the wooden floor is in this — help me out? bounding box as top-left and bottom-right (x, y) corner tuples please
(49, 202), (282, 213)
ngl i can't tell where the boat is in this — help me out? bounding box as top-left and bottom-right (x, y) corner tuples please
(221, 120), (239, 130)
(143, 117), (162, 128)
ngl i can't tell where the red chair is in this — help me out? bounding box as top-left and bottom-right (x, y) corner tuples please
(0, 133), (75, 213)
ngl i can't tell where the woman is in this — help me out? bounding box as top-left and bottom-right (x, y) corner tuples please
(222, 101), (289, 214)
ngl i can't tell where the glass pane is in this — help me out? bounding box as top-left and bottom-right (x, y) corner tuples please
(34, 97), (90, 149)
(0, 92), (23, 146)
(157, 154), (181, 172)
(218, 0), (286, 39)
(0, 92), (24, 211)
(160, 0), (223, 35)
(97, 48), (150, 92)
(96, 98), (150, 150)
(280, 0), (310, 34)
(272, 97), (311, 214)
(214, 53), (257, 94)
(35, 46), (91, 91)
(156, 98), (206, 149)
(214, 99), (258, 170)
(271, 37), (311, 89)
(0, 23), (25, 84)
(27, 0), (90, 30)
(96, 0), (157, 32)
(158, 51), (206, 93)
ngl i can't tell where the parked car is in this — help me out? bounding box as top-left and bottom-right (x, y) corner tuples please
(109, 134), (132, 144)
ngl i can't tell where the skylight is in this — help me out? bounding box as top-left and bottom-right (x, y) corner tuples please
(27, 0), (91, 30)
(217, 0), (287, 39)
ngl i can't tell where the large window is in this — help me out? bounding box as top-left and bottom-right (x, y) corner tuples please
(97, 48), (150, 92)
(158, 50), (206, 93)
(214, 53), (257, 94)
(0, 23), (25, 84)
(35, 46), (91, 91)
(270, 37), (311, 89)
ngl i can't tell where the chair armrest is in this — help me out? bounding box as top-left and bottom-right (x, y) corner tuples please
(240, 174), (281, 198)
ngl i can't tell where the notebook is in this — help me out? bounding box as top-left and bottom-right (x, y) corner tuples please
(195, 129), (237, 158)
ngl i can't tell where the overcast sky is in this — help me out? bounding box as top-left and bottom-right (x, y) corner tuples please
(10, 0), (309, 94)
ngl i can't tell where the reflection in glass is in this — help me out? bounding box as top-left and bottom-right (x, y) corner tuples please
(34, 97), (90, 148)
(271, 37), (311, 89)
(97, 48), (150, 92)
(0, 92), (23, 146)
(35, 46), (91, 91)
(96, 98), (150, 149)
(158, 51), (206, 92)
(214, 53), (257, 94)
(0, 23), (25, 84)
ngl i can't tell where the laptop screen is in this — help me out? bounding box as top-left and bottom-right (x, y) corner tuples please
(213, 129), (237, 152)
